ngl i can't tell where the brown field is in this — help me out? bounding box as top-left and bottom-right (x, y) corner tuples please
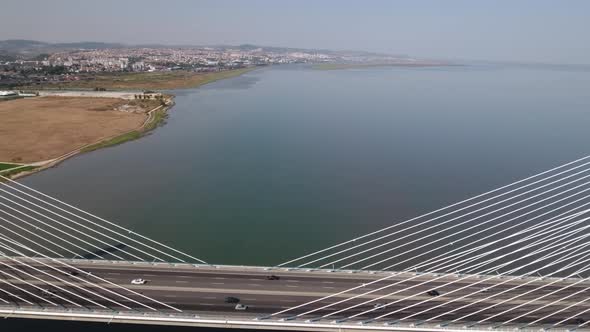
(19, 67), (258, 91)
(0, 97), (149, 163)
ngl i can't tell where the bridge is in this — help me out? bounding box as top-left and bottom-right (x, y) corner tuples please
(2, 155), (590, 331)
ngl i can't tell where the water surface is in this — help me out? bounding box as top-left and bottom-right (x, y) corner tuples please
(21, 64), (590, 266)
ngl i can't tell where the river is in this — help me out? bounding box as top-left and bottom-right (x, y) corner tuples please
(8, 63), (590, 330)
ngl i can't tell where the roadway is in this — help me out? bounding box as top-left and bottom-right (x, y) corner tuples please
(0, 259), (589, 327)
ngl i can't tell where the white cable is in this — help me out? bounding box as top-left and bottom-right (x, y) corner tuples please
(408, 234), (590, 325)
(0, 255), (92, 308)
(0, 236), (133, 310)
(432, 210), (589, 276)
(0, 209), (85, 258)
(474, 259), (590, 325)
(0, 277), (55, 306)
(0, 188), (146, 261)
(0, 175), (206, 264)
(499, 276), (590, 326)
(294, 211), (590, 320)
(278, 156), (590, 267)
(270, 205), (589, 318)
(0, 235), (183, 312)
(325, 215), (590, 321)
(554, 304), (590, 327)
(386, 187), (590, 272)
(0, 184), (176, 262)
(452, 214), (590, 275)
(0, 269), (68, 306)
(337, 172), (590, 270)
(383, 226), (590, 323)
(447, 249), (590, 324)
(0, 216), (65, 258)
(531, 286), (590, 326)
(417, 195), (590, 273)
(0, 286), (34, 305)
(0, 196), (127, 260)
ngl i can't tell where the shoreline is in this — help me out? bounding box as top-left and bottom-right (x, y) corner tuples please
(312, 62), (460, 70)
(1, 67), (259, 181)
(2, 97), (174, 181)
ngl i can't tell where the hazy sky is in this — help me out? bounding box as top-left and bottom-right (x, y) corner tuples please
(1, 0), (589, 64)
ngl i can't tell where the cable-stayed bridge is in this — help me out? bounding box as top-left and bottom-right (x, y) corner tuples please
(3, 156), (590, 331)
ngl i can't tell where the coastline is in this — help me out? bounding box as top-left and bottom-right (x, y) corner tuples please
(1, 67), (259, 181)
(312, 62), (459, 70)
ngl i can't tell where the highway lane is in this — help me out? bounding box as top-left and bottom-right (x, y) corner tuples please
(0, 259), (590, 325)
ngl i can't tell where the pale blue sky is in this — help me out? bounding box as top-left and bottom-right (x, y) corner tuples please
(1, 0), (588, 64)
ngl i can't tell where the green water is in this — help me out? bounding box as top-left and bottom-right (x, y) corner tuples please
(22, 64), (590, 266)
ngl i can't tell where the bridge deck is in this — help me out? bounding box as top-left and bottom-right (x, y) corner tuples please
(0, 259), (589, 331)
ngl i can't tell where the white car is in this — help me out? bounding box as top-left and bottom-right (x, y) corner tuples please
(131, 278), (147, 285)
(235, 304), (248, 311)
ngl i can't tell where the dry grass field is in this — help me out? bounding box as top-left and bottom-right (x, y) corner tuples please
(0, 97), (148, 163)
(19, 67), (257, 91)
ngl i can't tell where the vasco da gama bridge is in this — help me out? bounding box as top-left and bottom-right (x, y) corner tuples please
(3, 156), (590, 332)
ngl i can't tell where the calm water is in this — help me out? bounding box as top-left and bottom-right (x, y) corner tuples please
(18, 64), (590, 267)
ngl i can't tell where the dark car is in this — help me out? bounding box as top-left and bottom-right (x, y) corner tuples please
(427, 290), (440, 296)
(69, 271), (79, 276)
(266, 275), (280, 280)
(224, 296), (240, 304)
(41, 289), (57, 298)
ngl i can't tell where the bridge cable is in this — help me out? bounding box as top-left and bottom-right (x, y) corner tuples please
(301, 212), (590, 320)
(277, 211), (585, 322)
(0, 235), (183, 312)
(0, 175), (207, 264)
(0, 236), (134, 310)
(341, 175), (590, 270)
(0, 187), (156, 262)
(278, 155), (590, 267)
(290, 160), (590, 269)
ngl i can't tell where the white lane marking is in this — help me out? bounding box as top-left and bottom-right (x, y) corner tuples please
(200, 303), (215, 306)
(212, 282), (225, 285)
(179, 276), (192, 279)
(107, 273), (121, 275)
(322, 281), (334, 284)
(164, 295), (177, 298)
(175, 280), (190, 284)
(323, 286), (336, 289)
(243, 298), (257, 301)
(214, 277), (226, 280)
(247, 284), (261, 287)
(286, 280), (299, 283)
(286, 285), (299, 288)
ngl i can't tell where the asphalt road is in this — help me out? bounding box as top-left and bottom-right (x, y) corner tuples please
(0, 259), (589, 326)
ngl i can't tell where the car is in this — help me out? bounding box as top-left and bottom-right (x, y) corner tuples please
(224, 296), (240, 303)
(427, 290), (440, 296)
(266, 275), (280, 280)
(235, 304), (248, 311)
(373, 303), (385, 310)
(480, 288), (490, 293)
(68, 271), (79, 276)
(131, 278), (147, 285)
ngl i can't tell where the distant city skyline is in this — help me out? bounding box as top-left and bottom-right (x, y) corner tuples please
(1, 0), (589, 64)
